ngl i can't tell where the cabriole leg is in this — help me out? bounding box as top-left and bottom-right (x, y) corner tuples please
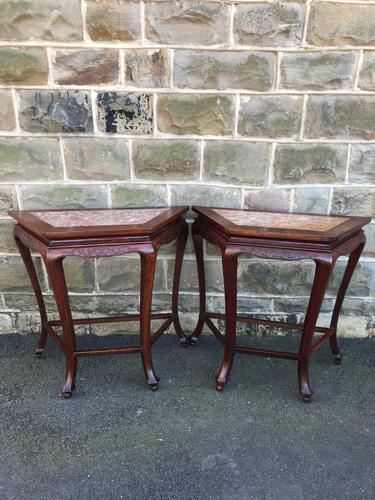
(190, 221), (206, 344)
(139, 248), (159, 390)
(14, 234), (48, 358)
(216, 248), (238, 392)
(43, 254), (76, 398)
(171, 221), (189, 345)
(329, 238), (365, 364)
(298, 258), (334, 402)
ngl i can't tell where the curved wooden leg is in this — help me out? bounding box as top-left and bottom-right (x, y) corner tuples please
(298, 258), (334, 402)
(171, 221), (189, 345)
(329, 238), (365, 364)
(140, 248), (159, 390)
(216, 248), (238, 392)
(14, 235), (49, 358)
(43, 253), (76, 398)
(190, 221), (206, 345)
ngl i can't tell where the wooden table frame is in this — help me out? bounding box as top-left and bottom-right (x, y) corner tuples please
(190, 207), (369, 402)
(11, 207), (188, 398)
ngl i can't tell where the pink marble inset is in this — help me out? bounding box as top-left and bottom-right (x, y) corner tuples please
(32, 208), (168, 228)
(213, 209), (348, 232)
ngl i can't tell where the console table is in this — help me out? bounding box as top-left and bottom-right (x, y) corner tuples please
(191, 206), (370, 402)
(9, 206), (188, 397)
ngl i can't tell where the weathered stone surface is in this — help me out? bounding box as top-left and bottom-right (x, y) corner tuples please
(19, 90), (93, 133)
(273, 144), (346, 184)
(203, 141), (270, 185)
(307, 3), (375, 46)
(359, 52), (375, 91)
(157, 94), (235, 135)
(20, 185), (108, 210)
(329, 261), (375, 297)
(238, 260), (314, 296)
(341, 297), (375, 317)
(305, 96), (375, 140)
(0, 314), (13, 334)
(0, 220), (17, 253)
(111, 184), (168, 208)
(170, 185), (241, 209)
(331, 188), (375, 217)
(63, 138), (130, 181)
(59, 258), (95, 293)
(168, 259), (222, 293)
(0, 186), (18, 215)
(0, 91), (15, 131)
(280, 52), (356, 90)
(145, 1), (230, 45)
(173, 50), (274, 91)
(292, 187), (330, 214)
(133, 140), (200, 181)
(97, 92), (153, 134)
(0, 0), (83, 41)
(0, 48), (48, 85)
(53, 49), (119, 85)
(97, 257), (164, 292)
(86, 0), (141, 42)
(243, 189), (290, 211)
(349, 145), (375, 184)
(0, 138), (62, 182)
(234, 2), (304, 47)
(238, 96), (302, 138)
(125, 49), (170, 88)
(364, 224), (375, 258)
(273, 297), (333, 315)
(0, 256), (44, 293)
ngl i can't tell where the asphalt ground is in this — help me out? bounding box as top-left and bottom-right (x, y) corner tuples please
(1, 333), (374, 500)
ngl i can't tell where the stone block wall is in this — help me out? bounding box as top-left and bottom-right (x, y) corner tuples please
(0, 0), (374, 337)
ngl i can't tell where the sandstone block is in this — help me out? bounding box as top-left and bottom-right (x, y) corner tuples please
(96, 92), (153, 134)
(0, 91), (15, 131)
(145, 1), (230, 45)
(0, 48), (48, 85)
(305, 96), (375, 140)
(292, 187), (330, 214)
(308, 3), (375, 46)
(63, 138), (130, 181)
(0, 138), (62, 182)
(0, 256), (44, 293)
(157, 94), (235, 136)
(97, 257), (164, 292)
(358, 52), (375, 91)
(234, 2), (304, 47)
(19, 90), (93, 133)
(0, 186), (18, 215)
(20, 185), (108, 210)
(331, 188), (375, 217)
(0, 0), (83, 42)
(329, 261), (375, 297)
(279, 52), (356, 90)
(133, 140), (200, 181)
(173, 50), (274, 91)
(273, 144), (346, 184)
(238, 260), (314, 296)
(53, 49), (119, 85)
(349, 145), (375, 184)
(60, 258), (95, 293)
(125, 49), (170, 88)
(238, 96), (302, 138)
(243, 189), (290, 211)
(0, 220), (17, 253)
(203, 141), (270, 185)
(86, 0), (141, 42)
(111, 184), (168, 208)
(170, 185), (241, 209)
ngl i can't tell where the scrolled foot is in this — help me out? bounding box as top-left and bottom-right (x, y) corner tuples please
(148, 383), (159, 391)
(34, 348), (44, 358)
(334, 354), (342, 365)
(188, 335), (198, 345)
(216, 382), (225, 392)
(62, 391), (72, 399)
(179, 337), (189, 347)
(300, 385), (313, 403)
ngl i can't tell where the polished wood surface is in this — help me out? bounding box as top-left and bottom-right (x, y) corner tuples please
(9, 206), (189, 398)
(191, 206), (370, 402)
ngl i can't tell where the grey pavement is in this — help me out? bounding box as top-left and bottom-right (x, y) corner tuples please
(0, 333), (374, 500)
